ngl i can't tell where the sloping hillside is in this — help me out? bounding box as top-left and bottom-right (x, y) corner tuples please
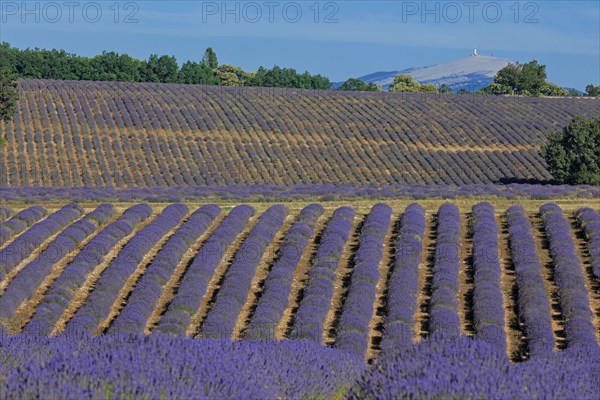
(355, 54), (512, 91)
(0, 79), (598, 188)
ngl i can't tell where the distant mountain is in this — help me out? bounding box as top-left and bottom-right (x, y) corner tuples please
(337, 53), (513, 91)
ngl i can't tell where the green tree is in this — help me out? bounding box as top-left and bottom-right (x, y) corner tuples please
(484, 60), (567, 97)
(214, 64), (253, 86)
(567, 88), (581, 97)
(337, 78), (381, 92)
(178, 61), (219, 85)
(0, 68), (19, 146)
(202, 48), (218, 69)
(438, 84), (453, 93)
(585, 84), (600, 97)
(143, 54), (179, 83)
(389, 74), (438, 93)
(540, 115), (600, 184)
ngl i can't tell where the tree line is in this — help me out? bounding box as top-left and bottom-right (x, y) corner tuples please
(0, 43), (331, 90)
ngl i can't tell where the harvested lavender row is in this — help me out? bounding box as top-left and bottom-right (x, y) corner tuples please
(471, 202), (507, 351)
(506, 205), (555, 356)
(540, 203), (596, 347)
(244, 204), (325, 339)
(429, 203), (462, 337)
(155, 205), (255, 336)
(0, 203), (83, 281)
(291, 206), (356, 343)
(335, 204), (392, 356)
(380, 203), (426, 351)
(0, 206), (47, 246)
(108, 205), (221, 335)
(0, 204), (115, 322)
(64, 204), (188, 335)
(23, 204), (152, 336)
(0, 207), (12, 222)
(200, 205), (288, 338)
(575, 207), (600, 279)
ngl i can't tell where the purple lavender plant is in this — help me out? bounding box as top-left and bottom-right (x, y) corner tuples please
(108, 205), (221, 334)
(540, 203), (596, 348)
(0, 203), (83, 281)
(380, 203), (426, 351)
(334, 204), (392, 356)
(155, 205), (255, 336)
(429, 203), (462, 337)
(244, 203), (324, 339)
(0, 206), (46, 246)
(575, 207), (600, 279)
(507, 205), (555, 356)
(63, 204), (187, 336)
(199, 205), (287, 338)
(23, 204), (152, 336)
(291, 206), (355, 342)
(0, 204), (115, 322)
(471, 202), (507, 351)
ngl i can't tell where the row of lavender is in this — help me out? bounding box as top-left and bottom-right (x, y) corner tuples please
(1, 183), (599, 203)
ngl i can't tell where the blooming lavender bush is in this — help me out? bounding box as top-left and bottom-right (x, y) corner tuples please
(108, 205), (221, 334)
(155, 205), (255, 336)
(64, 204), (187, 335)
(380, 203), (426, 351)
(291, 207), (355, 342)
(0, 334), (364, 399)
(0, 204), (115, 322)
(507, 205), (555, 356)
(471, 202), (507, 351)
(576, 207), (600, 279)
(1, 183), (598, 203)
(0, 206), (46, 246)
(244, 204), (324, 339)
(429, 203), (462, 337)
(540, 203), (596, 347)
(23, 204), (152, 336)
(335, 204), (392, 357)
(0, 203), (83, 281)
(352, 334), (600, 399)
(200, 205), (287, 338)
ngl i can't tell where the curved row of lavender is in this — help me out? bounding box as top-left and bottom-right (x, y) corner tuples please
(428, 203), (462, 336)
(380, 203), (426, 350)
(471, 202), (507, 351)
(540, 203), (596, 347)
(0, 206), (46, 246)
(576, 207), (600, 279)
(244, 203), (324, 339)
(64, 204), (188, 335)
(200, 205), (287, 338)
(108, 205), (221, 335)
(0, 204), (114, 322)
(0, 203), (83, 281)
(23, 204), (152, 336)
(155, 205), (255, 336)
(291, 206), (356, 342)
(506, 205), (555, 356)
(0, 207), (12, 222)
(1, 183), (598, 202)
(335, 204), (392, 356)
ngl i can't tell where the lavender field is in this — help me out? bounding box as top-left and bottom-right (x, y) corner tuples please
(0, 201), (598, 398)
(1, 79), (599, 188)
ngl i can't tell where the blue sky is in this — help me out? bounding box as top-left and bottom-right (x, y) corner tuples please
(1, 0), (599, 89)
